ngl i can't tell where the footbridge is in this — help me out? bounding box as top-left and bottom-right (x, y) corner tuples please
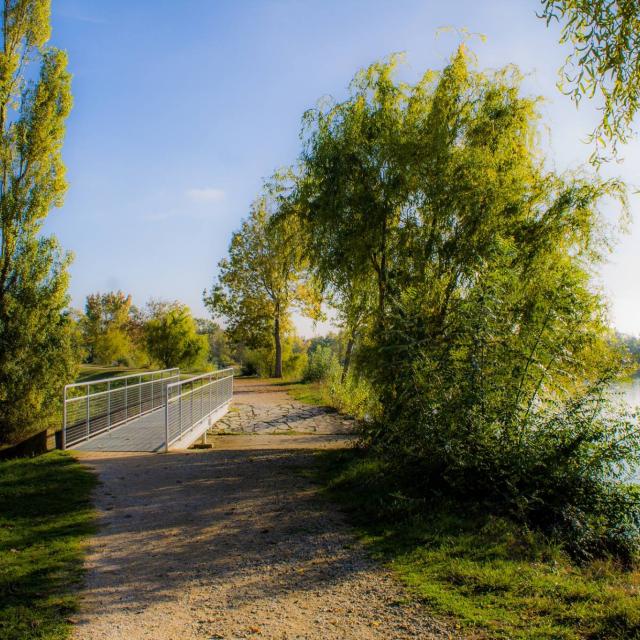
(63, 368), (234, 452)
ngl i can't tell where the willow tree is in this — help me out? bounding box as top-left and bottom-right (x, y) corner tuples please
(296, 48), (638, 558)
(205, 189), (320, 378)
(297, 56), (410, 322)
(0, 1), (75, 443)
(540, 0), (640, 160)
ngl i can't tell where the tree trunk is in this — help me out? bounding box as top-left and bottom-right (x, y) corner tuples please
(341, 335), (355, 383)
(273, 305), (283, 378)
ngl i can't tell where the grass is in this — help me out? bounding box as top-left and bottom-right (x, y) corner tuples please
(284, 381), (326, 406)
(313, 448), (640, 640)
(76, 364), (215, 383)
(0, 451), (97, 640)
(240, 377), (329, 407)
(76, 364), (146, 383)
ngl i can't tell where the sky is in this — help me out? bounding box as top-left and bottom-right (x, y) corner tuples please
(44, 0), (640, 336)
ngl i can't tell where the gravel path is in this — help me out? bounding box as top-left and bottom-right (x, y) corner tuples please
(72, 379), (453, 640)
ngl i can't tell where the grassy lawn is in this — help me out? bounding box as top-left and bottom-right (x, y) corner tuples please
(76, 364), (147, 383)
(76, 364), (215, 384)
(314, 449), (640, 640)
(0, 452), (97, 640)
(284, 381), (326, 406)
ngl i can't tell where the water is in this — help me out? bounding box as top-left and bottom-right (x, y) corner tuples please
(617, 377), (640, 483)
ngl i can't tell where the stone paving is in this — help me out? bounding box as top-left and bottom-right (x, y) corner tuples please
(210, 400), (356, 436)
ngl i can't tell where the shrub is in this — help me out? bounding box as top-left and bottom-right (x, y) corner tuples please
(284, 349), (308, 381)
(324, 361), (380, 422)
(304, 345), (338, 382)
(241, 348), (272, 377)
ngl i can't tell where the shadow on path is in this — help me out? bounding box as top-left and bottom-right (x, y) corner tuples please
(72, 380), (452, 640)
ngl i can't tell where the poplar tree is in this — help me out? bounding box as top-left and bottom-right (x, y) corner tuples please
(0, 0), (75, 443)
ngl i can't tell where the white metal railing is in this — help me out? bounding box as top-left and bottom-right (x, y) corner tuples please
(63, 368), (180, 448)
(164, 368), (234, 451)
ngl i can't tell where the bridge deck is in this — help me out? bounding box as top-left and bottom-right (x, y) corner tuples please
(73, 407), (167, 452)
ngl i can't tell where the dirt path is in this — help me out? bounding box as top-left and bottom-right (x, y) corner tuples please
(73, 379), (451, 640)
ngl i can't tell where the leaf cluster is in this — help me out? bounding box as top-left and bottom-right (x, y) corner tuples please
(540, 0), (640, 161)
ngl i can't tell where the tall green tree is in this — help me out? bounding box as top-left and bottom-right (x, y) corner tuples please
(296, 48), (638, 559)
(540, 0), (640, 160)
(205, 188), (320, 378)
(144, 300), (208, 370)
(0, 0), (75, 443)
(82, 291), (136, 365)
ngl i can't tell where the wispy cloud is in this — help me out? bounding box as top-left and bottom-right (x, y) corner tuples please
(186, 187), (225, 203)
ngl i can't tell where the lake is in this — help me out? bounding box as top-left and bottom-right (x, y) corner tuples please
(618, 377), (640, 483)
(619, 376), (640, 411)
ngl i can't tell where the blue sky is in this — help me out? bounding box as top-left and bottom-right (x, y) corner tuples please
(44, 0), (640, 335)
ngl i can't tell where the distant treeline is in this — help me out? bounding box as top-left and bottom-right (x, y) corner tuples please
(616, 332), (640, 372)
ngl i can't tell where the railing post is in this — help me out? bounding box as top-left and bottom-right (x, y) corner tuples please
(107, 381), (111, 431)
(188, 384), (192, 436)
(85, 384), (90, 441)
(124, 378), (128, 419)
(62, 386), (67, 450)
(179, 388), (183, 435)
(139, 375), (142, 414)
(165, 384), (170, 453)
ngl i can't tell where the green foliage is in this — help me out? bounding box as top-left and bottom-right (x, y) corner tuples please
(241, 347), (272, 377)
(283, 338), (308, 380)
(0, 1), (77, 444)
(324, 366), (379, 422)
(81, 291), (139, 366)
(295, 49), (638, 560)
(0, 451), (96, 640)
(293, 356), (379, 421)
(315, 448), (640, 640)
(307, 333), (342, 357)
(205, 182), (321, 377)
(195, 318), (235, 368)
(540, 0), (640, 161)
(144, 301), (208, 370)
(241, 334), (307, 379)
(303, 345), (338, 382)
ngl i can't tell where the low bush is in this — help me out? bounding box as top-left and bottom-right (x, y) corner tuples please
(324, 364), (380, 422)
(303, 345), (338, 382)
(241, 347), (272, 377)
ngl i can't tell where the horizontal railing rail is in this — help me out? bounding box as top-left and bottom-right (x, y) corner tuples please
(63, 368), (180, 448)
(165, 368), (234, 450)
